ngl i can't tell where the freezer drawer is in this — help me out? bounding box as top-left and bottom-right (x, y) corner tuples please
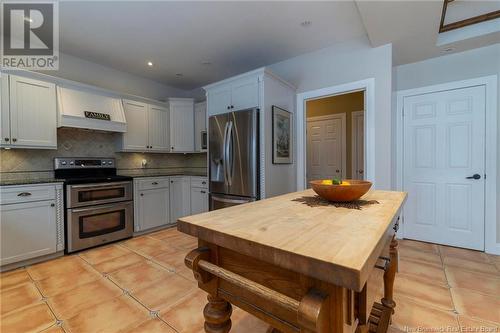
(209, 193), (255, 211)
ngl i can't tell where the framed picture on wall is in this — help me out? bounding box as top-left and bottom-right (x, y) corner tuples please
(272, 106), (293, 164)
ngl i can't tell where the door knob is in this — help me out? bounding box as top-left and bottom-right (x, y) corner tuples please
(466, 174), (481, 180)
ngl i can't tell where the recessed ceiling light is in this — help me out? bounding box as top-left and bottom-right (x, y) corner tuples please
(442, 47), (455, 53)
(25, 17), (33, 23)
(175, 73), (183, 77)
(300, 20), (312, 27)
(147, 61), (153, 67)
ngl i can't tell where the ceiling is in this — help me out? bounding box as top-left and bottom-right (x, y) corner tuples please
(355, 0), (500, 65)
(59, 1), (500, 91)
(59, 1), (366, 90)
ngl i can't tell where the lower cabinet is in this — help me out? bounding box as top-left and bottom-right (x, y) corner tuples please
(191, 187), (208, 214)
(169, 176), (191, 223)
(134, 177), (171, 232)
(135, 187), (170, 232)
(0, 183), (64, 267)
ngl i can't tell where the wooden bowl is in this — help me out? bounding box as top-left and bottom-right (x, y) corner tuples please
(309, 179), (372, 202)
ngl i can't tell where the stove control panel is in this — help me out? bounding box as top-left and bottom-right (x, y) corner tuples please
(54, 158), (115, 169)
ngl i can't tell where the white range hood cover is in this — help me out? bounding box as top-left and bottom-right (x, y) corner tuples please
(57, 85), (127, 132)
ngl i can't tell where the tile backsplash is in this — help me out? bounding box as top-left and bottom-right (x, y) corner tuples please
(0, 128), (207, 180)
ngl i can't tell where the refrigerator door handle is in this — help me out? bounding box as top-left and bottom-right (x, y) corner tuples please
(227, 120), (234, 187)
(223, 121), (230, 185)
(211, 195), (250, 205)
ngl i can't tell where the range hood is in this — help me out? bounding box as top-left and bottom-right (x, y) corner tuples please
(57, 85), (127, 132)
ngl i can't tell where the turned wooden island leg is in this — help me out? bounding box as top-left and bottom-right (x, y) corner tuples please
(204, 294), (232, 333)
(381, 235), (398, 314)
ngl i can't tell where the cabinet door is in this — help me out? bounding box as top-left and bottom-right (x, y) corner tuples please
(121, 99), (149, 151)
(169, 177), (191, 223)
(0, 73), (10, 146)
(1, 200), (57, 266)
(207, 86), (231, 116)
(170, 101), (194, 152)
(231, 77), (259, 111)
(136, 187), (170, 231)
(148, 105), (169, 152)
(191, 187), (208, 215)
(9, 75), (57, 148)
(194, 102), (206, 151)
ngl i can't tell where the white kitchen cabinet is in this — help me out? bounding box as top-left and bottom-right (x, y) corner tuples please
(205, 76), (259, 116)
(0, 74), (57, 149)
(148, 104), (169, 152)
(121, 99), (148, 151)
(169, 176), (191, 223)
(169, 98), (194, 152)
(136, 187), (170, 232)
(194, 101), (207, 152)
(190, 187), (208, 215)
(207, 85), (232, 116)
(190, 176), (208, 215)
(119, 99), (169, 152)
(134, 177), (171, 232)
(0, 183), (64, 267)
(231, 77), (259, 111)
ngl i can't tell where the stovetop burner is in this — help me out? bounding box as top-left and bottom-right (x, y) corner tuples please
(54, 157), (131, 184)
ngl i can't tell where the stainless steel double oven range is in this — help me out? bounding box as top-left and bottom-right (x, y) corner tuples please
(54, 158), (133, 253)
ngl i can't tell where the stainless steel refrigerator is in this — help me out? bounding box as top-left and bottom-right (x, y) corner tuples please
(209, 108), (259, 210)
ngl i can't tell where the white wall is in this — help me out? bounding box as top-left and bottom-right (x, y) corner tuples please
(269, 38), (393, 190)
(39, 52), (189, 101)
(395, 43), (500, 245)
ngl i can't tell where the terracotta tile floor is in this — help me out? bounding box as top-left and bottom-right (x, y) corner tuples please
(1, 229), (499, 333)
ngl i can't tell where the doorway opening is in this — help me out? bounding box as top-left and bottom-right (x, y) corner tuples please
(305, 90), (365, 186)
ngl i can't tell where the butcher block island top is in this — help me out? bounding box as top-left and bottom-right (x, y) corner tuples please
(177, 189), (407, 292)
(178, 189), (406, 333)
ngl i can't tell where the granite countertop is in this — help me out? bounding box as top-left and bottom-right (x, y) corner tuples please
(1, 170), (207, 186)
(117, 170), (207, 178)
(0, 178), (64, 186)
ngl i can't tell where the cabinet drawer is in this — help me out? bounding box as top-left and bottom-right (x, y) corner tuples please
(190, 176), (208, 189)
(135, 177), (170, 191)
(0, 184), (57, 205)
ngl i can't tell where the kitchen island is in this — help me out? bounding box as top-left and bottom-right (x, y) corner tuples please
(178, 189), (407, 333)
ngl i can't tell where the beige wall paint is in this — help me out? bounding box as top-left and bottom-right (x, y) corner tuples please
(306, 91), (364, 179)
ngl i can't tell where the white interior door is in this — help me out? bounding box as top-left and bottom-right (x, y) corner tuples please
(351, 111), (364, 180)
(307, 114), (346, 184)
(403, 85), (486, 250)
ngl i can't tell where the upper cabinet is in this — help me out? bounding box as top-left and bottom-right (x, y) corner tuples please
(119, 99), (169, 152)
(0, 74), (57, 149)
(169, 98), (194, 152)
(194, 101), (207, 152)
(205, 76), (259, 116)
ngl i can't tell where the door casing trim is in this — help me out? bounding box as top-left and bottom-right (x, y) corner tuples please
(396, 75), (498, 254)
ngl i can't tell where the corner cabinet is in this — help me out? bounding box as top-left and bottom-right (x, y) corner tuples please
(134, 177), (171, 232)
(0, 74), (57, 149)
(169, 98), (194, 152)
(0, 183), (64, 267)
(119, 99), (169, 152)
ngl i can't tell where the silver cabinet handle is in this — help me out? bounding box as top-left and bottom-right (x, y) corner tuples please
(17, 192), (32, 197)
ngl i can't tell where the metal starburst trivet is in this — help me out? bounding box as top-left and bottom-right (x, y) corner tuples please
(292, 195), (379, 210)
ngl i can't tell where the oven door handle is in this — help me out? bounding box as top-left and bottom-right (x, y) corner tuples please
(69, 181), (131, 189)
(70, 202), (131, 213)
